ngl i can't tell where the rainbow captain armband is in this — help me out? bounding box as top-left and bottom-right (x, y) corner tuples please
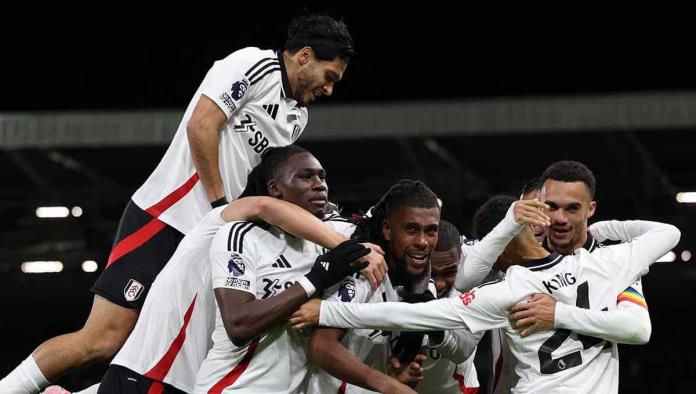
(617, 287), (648, 309)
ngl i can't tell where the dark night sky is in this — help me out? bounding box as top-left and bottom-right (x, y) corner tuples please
(3, 6), (696, 110)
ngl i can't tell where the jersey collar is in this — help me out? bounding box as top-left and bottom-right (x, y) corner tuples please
(520, 252), (564, 271)
(277, 50), (293, 100)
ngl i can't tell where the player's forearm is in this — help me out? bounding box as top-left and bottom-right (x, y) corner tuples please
(429, 329), (481, 364)
(554, 303), (651, 345)
(223, 197), (345, 248)
(455, 204), (522, 292)
(187, 121), (225, 202)
(221, 285), (308, 345)
(308, 331), (397, 392)
(320, 299), (465, 332)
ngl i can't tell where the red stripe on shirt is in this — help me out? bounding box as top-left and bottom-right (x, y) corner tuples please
(453, 371), (479, 394)
(208, 339), (260, 394)
(144, 295), (198, 381)
(145, 173), (200, 217)
(338, 380), (348, 393)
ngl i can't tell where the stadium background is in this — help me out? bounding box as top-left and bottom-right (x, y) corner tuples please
(2, 6), (695, 393)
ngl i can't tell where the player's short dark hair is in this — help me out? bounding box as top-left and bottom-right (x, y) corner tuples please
(352, 179), (439, 250)
(473, 195), (516, 239)
(520, 176), (542, 197)
(435, 220), (462, 252)
(239, 145), (310, 198)
(541, 160), (596, 199)
(284, 13), (355, 62)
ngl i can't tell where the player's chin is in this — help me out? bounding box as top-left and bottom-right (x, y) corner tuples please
(405, 264), (426, 277)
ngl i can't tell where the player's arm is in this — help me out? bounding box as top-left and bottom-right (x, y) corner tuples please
(427, 328), (482, 364)
(221, 197), (386, 288)
(509, 290), (651, 344)
(213, 238), (369, 346)
(223, 197), (348, 249)
(454, 199), (549, 292)
(590, 220), (680, 276)
(292, 281), (513, 334)
(307, 327), (417, 392)
(187, 95), (228, 205)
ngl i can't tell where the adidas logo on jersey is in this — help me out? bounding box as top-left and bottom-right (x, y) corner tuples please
(272, 254), (292, 268)
(321, 261), (330, 271)
(262, 104), (279, 120)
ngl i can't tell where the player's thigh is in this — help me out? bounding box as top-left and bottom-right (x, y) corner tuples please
(81, 295), (138, 349)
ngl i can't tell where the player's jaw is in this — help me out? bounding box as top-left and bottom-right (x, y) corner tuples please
(547, 224), (575, 253)
(401, 247), (431, 276)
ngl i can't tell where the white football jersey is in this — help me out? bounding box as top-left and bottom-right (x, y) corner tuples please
(194, 218), (353, 394)
(111, 207), (226, 392)
(132, 47), (308, 233)
(318, 220), (680, 394)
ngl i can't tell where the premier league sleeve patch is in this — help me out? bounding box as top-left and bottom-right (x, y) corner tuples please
(338, 279), (356, 302)
(230, 79), (249, 100)
(228, 252), (246, 276)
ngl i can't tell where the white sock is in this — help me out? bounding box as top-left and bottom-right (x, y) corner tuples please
(75, 383), (100, 394)
(0, 355), (49, 394)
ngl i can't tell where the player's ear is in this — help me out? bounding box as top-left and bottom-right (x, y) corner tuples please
(268, 180), (282, 198)
(298, 46), (314, 66)
(587, 201), (596, 219)
(382, 218), (391, 241)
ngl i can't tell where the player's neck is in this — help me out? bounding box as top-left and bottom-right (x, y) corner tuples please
(505, 234), (550, 263)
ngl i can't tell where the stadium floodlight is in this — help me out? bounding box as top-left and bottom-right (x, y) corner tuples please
(682, 250), (692, 262)
(656, 251), (676, 263)
(36, 206), (70, 218)
(82, 260), (98, 272)
(21, 261), (64, 273)
(676, 192), (696, 203)
(71, 206), (83, 217)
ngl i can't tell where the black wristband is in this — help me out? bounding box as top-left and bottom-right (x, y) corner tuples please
(210, 196), (228, 208)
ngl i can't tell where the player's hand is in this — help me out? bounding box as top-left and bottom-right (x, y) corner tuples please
(513, 199), (550, 228)
(305, 239), (370, 291)
(388, 354), (426, 387)
(509, 293), (556, 337)
(358, 242), (387, 290)
(290, 298), (322, 330)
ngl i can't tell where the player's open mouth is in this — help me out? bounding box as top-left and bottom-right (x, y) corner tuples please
(406, 253), (428, 267)
(549, 227), (571, 239)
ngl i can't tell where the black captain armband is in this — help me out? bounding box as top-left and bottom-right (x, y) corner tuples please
(211, 196), (228, 208)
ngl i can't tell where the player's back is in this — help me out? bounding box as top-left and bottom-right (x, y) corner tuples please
(501, 249), (637, 393)
(132, 47), (307, 234)
(111, 207), (227, 392)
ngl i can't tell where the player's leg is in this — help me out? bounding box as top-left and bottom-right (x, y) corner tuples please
(0, 297), (136, 394)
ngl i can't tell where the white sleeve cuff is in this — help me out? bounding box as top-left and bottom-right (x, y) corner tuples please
(297, 277), (316, 297)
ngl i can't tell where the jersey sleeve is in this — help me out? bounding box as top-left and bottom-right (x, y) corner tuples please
(454, 204), (523, 292)
(199, 50), (266, 119)
(210, 222), (260, 296)
(319, 297), (469, 332)
(591, 220), (680, 290)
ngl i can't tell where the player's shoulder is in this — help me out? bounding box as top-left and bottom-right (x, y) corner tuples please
(214, 220), (273, 253)
(214, 47), (277, 76)
(322, 213), (356, 237)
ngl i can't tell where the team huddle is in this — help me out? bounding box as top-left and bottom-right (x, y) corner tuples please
(0, 13), (681, 394)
